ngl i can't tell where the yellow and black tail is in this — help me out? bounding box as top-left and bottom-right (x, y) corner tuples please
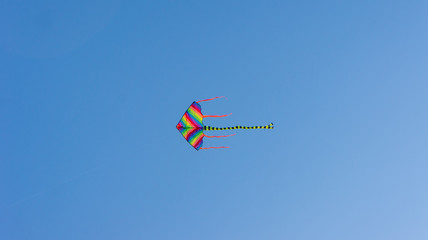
(203, 123), (274, 131)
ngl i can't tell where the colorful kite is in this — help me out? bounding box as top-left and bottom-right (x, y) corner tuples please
(176, 96), (274, 150)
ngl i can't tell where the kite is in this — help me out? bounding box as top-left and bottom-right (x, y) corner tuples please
(176, 96), (274, 150)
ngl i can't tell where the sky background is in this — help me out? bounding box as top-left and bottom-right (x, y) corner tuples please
(1, 1), (428, 239)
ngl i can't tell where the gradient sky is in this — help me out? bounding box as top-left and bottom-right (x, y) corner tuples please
(2, 1), (428, 239)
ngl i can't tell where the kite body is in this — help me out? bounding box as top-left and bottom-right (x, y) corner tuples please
(176, 97), (273, 150)
(176, 101), (204, 150)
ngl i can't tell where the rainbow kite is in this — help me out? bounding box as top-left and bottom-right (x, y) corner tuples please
(176, 96), (274, 150)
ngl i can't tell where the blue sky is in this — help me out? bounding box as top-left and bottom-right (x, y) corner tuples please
(2, 1), (428, 239)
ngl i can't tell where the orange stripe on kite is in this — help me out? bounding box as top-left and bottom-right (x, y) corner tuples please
(203, 113), (232, 118)
(196, 96), (225, 103)
(203, 133), (236, 138)
(200, 146), (230, 150)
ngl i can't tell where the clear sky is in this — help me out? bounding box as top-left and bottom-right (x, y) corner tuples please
(2, 1), (428, 239)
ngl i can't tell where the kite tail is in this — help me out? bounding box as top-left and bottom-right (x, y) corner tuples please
(200, 134), (235, 150)
(203, 133), (236, 138)
(203, 113), (232, 118)
(200, 146), (230, 150)
(196, 96), (226, 103)
(203, 123), (274, 131)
